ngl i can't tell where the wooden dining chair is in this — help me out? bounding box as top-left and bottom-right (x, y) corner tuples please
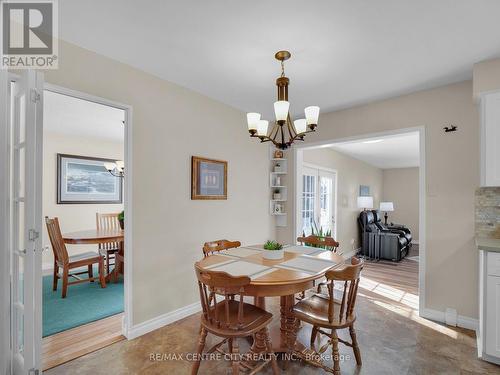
(297, 235), (340, 252)
(45, 217), (106, 298)
(192, 263), (279, 375)
(202, 239), (241, 257)
(292, 257), (363, 375)
(96, 212), (121, 274)
(296, 235), (340, 300)
(111, 246), (124, 283)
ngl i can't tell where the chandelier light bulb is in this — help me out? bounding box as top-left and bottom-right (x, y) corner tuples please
(304, 106), (320, 125)
(274, 101), (290, 122)
(294, 119), (307, 134)
(246, 112), (261, 130)
(256, 120), (269, 136)
(103, 162), (116, 172)
(115, 160), (125, 171)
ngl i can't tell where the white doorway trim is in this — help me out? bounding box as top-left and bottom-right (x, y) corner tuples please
(293, 126), (426, 317)
(43, 83), (135, 339)
(0, 70), (12, 375)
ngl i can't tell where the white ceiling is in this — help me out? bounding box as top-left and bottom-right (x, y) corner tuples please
(329, 132), (420, 169)
(43, 90), (124, 142)
(58, 1), (500, 119)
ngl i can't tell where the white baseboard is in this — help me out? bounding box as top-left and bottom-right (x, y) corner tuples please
(43, 263), (53, 276)
(458, 315), (480, 331)
(420, 308), (478, 331)
(125, 301), (201, 340)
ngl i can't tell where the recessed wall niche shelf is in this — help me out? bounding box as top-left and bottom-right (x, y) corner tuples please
(269, 148), (287, 227)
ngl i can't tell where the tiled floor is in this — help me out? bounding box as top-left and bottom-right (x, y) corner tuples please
(46, 251), (500, 374)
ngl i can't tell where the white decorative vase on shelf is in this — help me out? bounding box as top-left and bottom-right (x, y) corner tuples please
(273, 193), (281, 200)
(262, 249), (284, 260)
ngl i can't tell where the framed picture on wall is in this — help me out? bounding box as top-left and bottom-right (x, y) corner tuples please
(57, 154), (123, 204)
(191, 156), (227, 200)
(359, 185), (370, 197)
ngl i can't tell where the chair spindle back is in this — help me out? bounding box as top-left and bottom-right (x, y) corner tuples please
(96, 212), (121, 252)
(45, 217), (69, 264)
(324, 257), (363, 323)
(297, 235), (340, 252)
(202, 239), (241, 257)
(194, 263), (250, 331)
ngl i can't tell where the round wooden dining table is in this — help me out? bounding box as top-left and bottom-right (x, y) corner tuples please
(196, 245), (345, 355)
(62, 229), (124, 281)
(62, 229), (124, 245)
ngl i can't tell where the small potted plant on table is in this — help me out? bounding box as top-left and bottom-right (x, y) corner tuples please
(262, 240), (284, 260)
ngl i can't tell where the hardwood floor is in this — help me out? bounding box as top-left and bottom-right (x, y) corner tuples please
(360, 245), (419, 305)
(43, 313), (125, 371)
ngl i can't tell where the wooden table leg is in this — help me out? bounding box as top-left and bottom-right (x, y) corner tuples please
(281, 295), (300, 351)
(250, 294), (305, 356)
(250, 297), (268, 354)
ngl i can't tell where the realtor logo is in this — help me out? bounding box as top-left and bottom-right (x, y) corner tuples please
(1, 0), (58, 69)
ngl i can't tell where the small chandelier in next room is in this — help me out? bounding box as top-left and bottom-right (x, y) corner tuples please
(246, 50), (320, 150)
(104, 160), (124, 178)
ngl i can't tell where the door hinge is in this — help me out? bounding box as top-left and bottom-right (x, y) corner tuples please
(30, 88), (40, 103)
(28, 368), (40, 375)
(28, 229), (39, 242)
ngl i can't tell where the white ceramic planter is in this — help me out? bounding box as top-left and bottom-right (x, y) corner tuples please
(262, 249), (284, 260)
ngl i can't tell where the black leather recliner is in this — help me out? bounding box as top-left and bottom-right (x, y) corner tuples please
(371, 210), (412, 247)
(358, 211), (408, 261)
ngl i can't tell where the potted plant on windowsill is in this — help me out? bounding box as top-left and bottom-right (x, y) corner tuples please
(118, 210), (124, 230)
(262, 240), (284, 260)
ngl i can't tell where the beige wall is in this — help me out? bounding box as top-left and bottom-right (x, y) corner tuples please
(44, 41), (273, 325)
(278, 80), (479, 319)
(302, 148), (383, 254)
(42, 131), (124, 270)
(473, 58), (500, 99)
(382, 167), (419, 241)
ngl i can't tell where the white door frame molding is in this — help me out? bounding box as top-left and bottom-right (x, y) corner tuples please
(0, 70), (11, 375)
(43, 83), (135, 338)
(293, 126), (427, 317)
(3, 70), (45, 374)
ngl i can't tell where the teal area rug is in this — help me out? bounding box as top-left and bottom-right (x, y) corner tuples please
(43, 268), (123, 337)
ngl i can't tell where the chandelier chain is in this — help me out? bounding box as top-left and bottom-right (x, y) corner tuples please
(281, 60), (285, 77)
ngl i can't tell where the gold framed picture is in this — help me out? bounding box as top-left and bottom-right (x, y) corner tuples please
(191, 156), (227, 200)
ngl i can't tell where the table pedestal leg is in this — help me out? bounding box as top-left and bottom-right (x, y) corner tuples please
(250, 297), (268, 354)
(280, 295), (300, 352)
(250, 294), (304, 355)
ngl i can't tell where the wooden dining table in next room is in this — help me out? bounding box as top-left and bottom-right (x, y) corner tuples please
(62, 228), (124, 281)
(196, 244), (344, 357)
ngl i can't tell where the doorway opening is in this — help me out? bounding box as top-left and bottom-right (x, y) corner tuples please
(40, 89), (127, 370)
(294, 127), (425, 316)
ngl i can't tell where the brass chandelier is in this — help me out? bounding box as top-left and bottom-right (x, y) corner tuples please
(246, 50), (320, 149)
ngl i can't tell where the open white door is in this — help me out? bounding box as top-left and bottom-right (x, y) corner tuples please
(5, 70), (44, 375)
